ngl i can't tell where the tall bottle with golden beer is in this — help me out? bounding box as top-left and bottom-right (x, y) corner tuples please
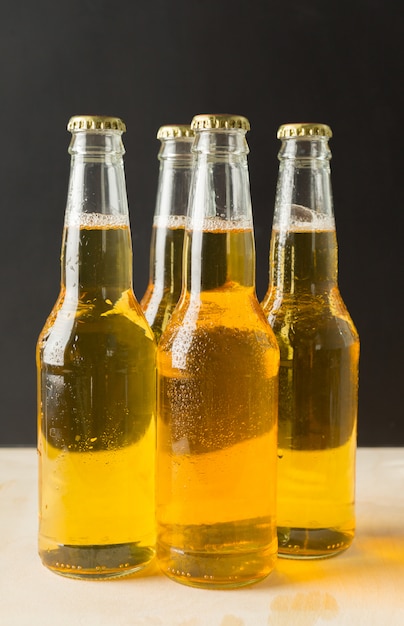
(157, 114), (279, 588)
(141, 125), (194, 342)
(261, 123), (360, 558)
(36, 116), (156, 578)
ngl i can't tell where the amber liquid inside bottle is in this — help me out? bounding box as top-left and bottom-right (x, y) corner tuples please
(141, 216), (186, 342)
(157, 221), (279, 588)
(262, 225), (359, 558)
(37, 217), (156, 578)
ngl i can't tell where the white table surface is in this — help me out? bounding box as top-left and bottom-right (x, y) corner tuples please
(0, 447), (403, 626)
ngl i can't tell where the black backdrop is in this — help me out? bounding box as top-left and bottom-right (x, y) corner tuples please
(1, 0), (402, 446)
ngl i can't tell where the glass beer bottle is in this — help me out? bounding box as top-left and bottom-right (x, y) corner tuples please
(157, 114), (279, 588)
(36, 115), (156, 578)
(141, 125), (195, 342)
(261, 123), (360, 558)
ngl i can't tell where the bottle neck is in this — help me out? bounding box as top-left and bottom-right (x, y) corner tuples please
(185, 130), (255, 294)
(270, 137), (338, 294)
(62, 131), (133, 299)
(149, 137), (193, 292)
(155, 137), (194, 221)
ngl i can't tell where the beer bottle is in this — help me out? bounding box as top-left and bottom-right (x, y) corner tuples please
(36, 115), (156, 578)
(156, 114), (279, 588)
(141, 125), (194, 342)
(261, 123), (360, 558)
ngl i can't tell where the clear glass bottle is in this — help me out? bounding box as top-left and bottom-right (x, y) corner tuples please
(36, 115), (156, 579)
(261, 123), (360, 558)
(156, 114), (279, 588)
(141, 124), (195, 342)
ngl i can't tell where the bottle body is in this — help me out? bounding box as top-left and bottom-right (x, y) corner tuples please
(141, 126), (194, 342)
(157, 116), (279, 588)
(37, 117), (156, 578)
(261, 124), (359, 558)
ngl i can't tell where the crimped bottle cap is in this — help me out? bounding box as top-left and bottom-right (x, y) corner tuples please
(157, 125), (195, 140)
(277, 123), (332, 139)
(67, 115), (126, 133)
(191, 114), (250, 132)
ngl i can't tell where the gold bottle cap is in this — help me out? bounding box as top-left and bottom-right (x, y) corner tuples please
(277, 123), (332, 139)
(191, 114), (250, 132)
(157, 125), (195, 140)
(67, 115), (126, 133)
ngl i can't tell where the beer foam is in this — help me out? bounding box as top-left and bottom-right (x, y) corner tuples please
(153, 214), (187, 229)
(275, 204), (335, 232)
(66, 212), (129, 228)
(189, 217), (253, 232)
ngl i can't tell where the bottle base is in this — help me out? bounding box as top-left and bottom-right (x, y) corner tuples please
(158, 547), (276, 589)
(277, 526), (354, 559)
(157, 519), (277, 589)
(39, 542), (155, 579)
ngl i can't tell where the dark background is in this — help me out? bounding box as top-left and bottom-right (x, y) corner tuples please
(1, 0), (402, 446)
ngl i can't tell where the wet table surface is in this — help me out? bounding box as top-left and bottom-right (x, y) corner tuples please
(1, 447), (403, 626)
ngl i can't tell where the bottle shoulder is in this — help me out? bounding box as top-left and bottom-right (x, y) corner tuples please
(38, 289), (155, 358)
(159, 285), (279, 353)
(262, 287), (359, 346)
(141, 284), (181, 317)
(142, 290), (182, 343)
(263, 285), (351, 314)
